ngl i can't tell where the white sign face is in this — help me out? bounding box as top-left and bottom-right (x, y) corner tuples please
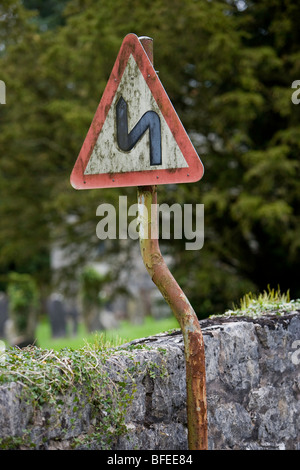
(70, 33), (204, 189)
(84, 54), (188, 176)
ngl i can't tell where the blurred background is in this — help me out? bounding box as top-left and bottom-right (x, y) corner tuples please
(0, 0), (300, 350)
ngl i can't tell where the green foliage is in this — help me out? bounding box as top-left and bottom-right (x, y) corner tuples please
(37, 315), (179, 351)
(1, 0), (300, 317)
(7, 272), (38, 313)
(167, 0), (300, 315)
(211, 285), (300, 318)
(0, 341), (138, 449)
(7, 272), (39, 337)
(235, 286), (291, 312)
(22, 0), (70, 29)
(79, 266), (109, 307)
(0, 336), (171, 449)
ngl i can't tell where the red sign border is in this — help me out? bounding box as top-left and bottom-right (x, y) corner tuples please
(70, 33), (204, 189)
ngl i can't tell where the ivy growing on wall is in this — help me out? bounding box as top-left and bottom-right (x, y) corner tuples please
(0, 337), (168, 449)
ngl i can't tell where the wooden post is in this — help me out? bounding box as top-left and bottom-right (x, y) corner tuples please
(137, 37), (208, 449)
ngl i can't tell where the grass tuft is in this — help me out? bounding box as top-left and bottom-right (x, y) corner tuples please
(210, 285), (300, 319)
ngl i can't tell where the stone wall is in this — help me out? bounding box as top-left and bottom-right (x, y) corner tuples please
(0, 313), (299, 450)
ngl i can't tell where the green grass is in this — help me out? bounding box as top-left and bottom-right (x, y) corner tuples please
(36, 315), (180, 351)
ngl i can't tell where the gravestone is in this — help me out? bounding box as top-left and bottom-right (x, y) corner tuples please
(99, 306), (119, 330)
(0, 293), (8, 339)
(46, 293), (67, 338)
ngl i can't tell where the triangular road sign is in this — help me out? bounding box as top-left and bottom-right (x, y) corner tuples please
(70, 33), (204, 189)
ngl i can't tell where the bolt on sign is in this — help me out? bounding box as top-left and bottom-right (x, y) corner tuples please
(70, 33), (204, 189)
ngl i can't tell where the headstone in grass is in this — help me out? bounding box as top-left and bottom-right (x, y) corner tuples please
(46, 293), (67, 338)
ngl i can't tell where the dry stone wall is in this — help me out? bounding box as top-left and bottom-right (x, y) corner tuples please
(0, 313), (299, 450)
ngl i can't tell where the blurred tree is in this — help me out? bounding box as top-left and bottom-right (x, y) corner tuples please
(0, 0), (299, 317)
(6, 272), (39, 346)
(22, 0), (70, 29)
(163, 0), (300, 316)
(191, 0), (300, 316)
(79, 265), (111, 332)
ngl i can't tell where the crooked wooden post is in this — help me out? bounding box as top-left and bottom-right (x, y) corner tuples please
(137, 39), (208, 449)
(137, 183), (207, 450)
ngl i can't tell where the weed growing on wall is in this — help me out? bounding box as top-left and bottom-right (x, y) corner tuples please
(211, 286), (300, 319)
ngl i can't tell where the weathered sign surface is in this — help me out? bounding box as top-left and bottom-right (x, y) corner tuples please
(70, 34), (204, 189)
